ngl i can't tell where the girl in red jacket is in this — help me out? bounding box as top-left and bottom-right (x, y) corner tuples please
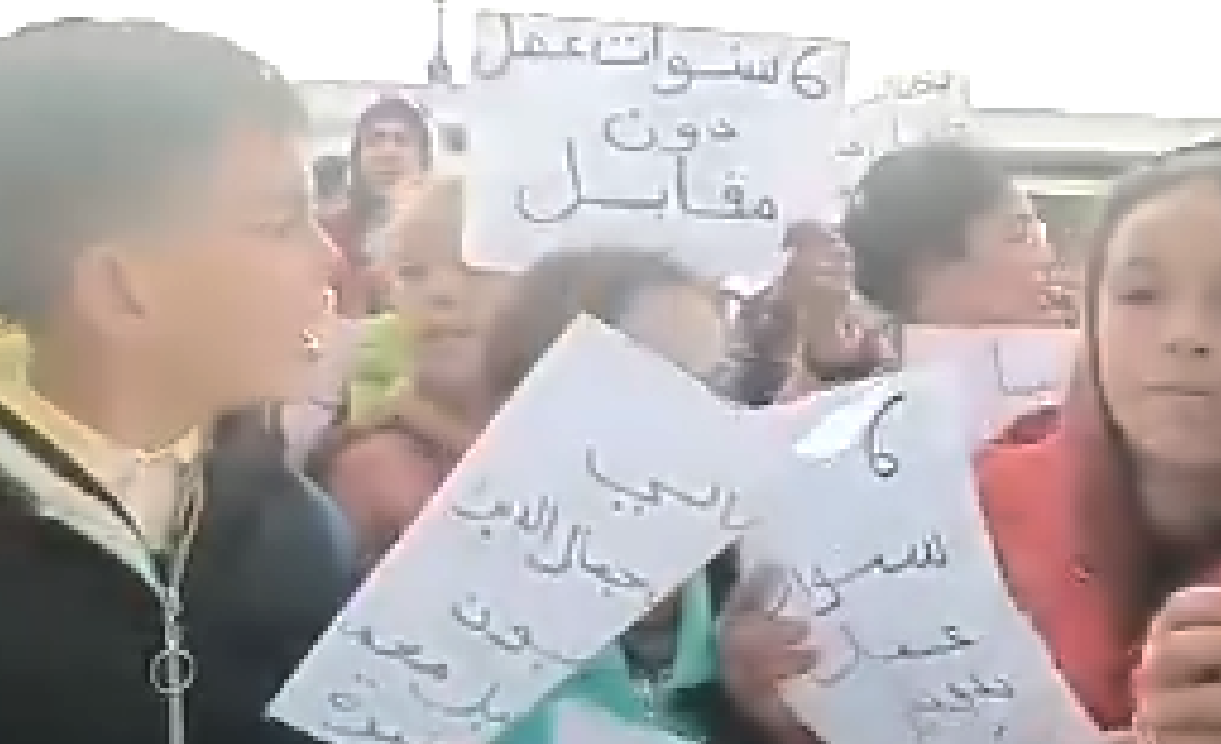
(973, 142), (1221, 742)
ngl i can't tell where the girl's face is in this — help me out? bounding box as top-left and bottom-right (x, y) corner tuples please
(618, 283), (726, 384)
(387, 221), (510, 400)
(1097, 179), (1221, 471)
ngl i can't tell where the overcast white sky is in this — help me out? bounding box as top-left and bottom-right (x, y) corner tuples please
(0, 2), (1204, 116)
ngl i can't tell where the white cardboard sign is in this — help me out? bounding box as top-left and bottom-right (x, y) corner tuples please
(269, 316), (782, 744)
(836, 71), (971, 207)
(743, 369), (1102, 744)
(464, 11), (849, 279)
(903, 326), (1078, 445)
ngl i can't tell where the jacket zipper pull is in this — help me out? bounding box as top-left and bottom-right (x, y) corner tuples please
(149, 584), (195, 744)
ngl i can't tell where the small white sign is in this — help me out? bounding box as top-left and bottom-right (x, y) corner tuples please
(903, 326), (1078, 445)
(464, 11), (849, 279)
(836, 71), (971, 206)
(269, 316), (782, 744)
(742, 369), (1101, 744)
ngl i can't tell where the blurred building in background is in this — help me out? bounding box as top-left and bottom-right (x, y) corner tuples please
(982, 109), (1221, 255)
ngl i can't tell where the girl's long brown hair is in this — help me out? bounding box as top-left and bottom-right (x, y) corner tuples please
(1060, 150), (1221, 643)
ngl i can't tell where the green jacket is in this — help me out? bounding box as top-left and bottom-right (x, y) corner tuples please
(496, 576), (718, 744)
(346, 314), (413, 421)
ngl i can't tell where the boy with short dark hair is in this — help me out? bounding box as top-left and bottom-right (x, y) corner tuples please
(0, 18), (358, 744)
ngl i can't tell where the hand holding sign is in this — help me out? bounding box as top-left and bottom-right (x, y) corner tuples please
(720, 562), (817, 737)
(1136, 587), (1221, 744)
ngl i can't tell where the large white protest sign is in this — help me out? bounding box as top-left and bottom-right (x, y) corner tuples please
(836, 71), (971, 203)
(463, 11), (849, 279)
(903, 326), (1079, 445)
(270, 315), (783, 744)
(742, 369), (1101, 744)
